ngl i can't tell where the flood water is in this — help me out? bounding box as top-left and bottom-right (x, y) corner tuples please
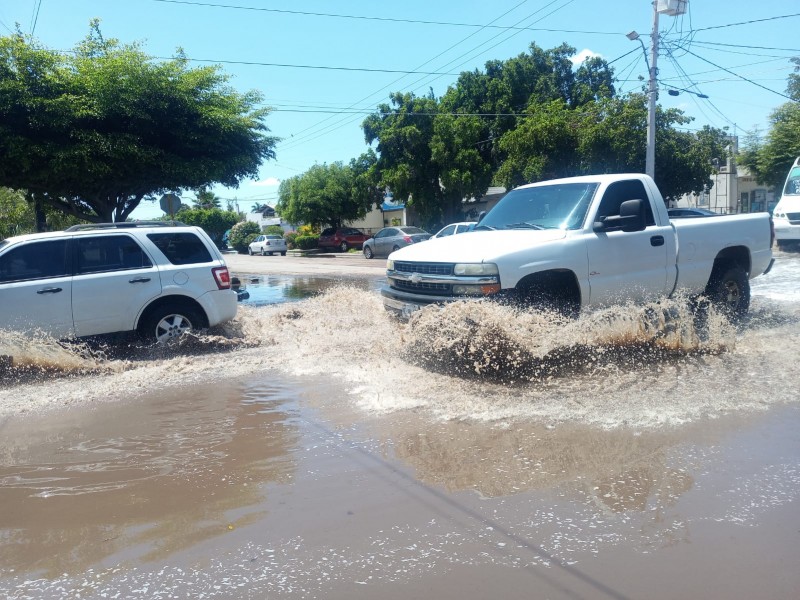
(1, 253), (799, 599)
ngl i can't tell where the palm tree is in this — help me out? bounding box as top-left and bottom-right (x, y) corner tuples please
(193, 188), (221, 209)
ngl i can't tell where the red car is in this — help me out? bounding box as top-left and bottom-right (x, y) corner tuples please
(318, 227), (370, 252)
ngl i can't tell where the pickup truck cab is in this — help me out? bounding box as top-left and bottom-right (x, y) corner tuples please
(382, 174), (774, 319)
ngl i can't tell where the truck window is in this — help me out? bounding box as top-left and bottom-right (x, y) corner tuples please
(783, 165), (800, 196)
(596, 180), (656, 226)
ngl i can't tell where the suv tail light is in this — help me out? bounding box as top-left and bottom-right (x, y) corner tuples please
(212, 266), (232, 290)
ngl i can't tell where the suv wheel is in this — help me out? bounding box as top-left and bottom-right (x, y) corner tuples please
(140, 304), (203, 343)
(340, 241), (349, 252)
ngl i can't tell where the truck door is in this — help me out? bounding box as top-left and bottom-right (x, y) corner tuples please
(585, 179), (671, 305)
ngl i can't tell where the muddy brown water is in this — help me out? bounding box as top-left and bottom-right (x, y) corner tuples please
(1, 252), (799, 599)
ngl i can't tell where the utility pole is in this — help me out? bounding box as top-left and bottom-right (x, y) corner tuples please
(646, 7), (660, 180)
(628, 1), (688, 180)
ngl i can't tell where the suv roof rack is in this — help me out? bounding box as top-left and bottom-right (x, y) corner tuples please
(65, 221), (187, 232)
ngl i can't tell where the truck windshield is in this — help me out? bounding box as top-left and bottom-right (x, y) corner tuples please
(783, 166), (800, 196)
(478, 182), (599, 231)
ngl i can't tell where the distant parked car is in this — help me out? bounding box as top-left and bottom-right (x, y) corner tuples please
(362, 226), (431, 259)
(667, 208), (720, 218)
(318, 227), (369, 252)
(432, 221), (476, 239)
(248, 234), (287, 256)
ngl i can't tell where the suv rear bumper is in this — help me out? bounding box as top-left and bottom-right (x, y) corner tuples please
(198, 289), (238, 326)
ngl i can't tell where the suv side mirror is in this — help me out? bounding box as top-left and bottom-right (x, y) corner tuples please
(593, 199), (647, 232)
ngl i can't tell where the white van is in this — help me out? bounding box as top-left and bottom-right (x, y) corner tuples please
(772, 157), (800, 248)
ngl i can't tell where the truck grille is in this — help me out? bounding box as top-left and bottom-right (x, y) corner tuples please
(393, 261), (453, 276)
(393, 279), (450, 294)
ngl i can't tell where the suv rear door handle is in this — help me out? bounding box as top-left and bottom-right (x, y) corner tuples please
(129, 277), (152, 283)
(36, 287), (62, 294)
(650, 235), (665, 247)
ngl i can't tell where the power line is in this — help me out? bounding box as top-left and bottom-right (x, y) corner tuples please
(30, 0), (43, 35)
(277, 0), (538, 152)
(685, 12), (800, 33)
(678, 40), (800, 53)
(674, 45), (794, 101)
(151, 56), (461, 75)
(148, 0), (621, 35)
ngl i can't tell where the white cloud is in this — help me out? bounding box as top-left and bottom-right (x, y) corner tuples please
(253, 177), (281, 187)
(571, 49), (601, 67)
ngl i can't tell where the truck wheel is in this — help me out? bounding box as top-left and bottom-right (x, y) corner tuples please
(706, 265), (750, 320)
(139, 304), (204, 343)
(364, 246), (374, 259)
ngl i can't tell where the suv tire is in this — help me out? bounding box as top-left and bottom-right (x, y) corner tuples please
(139, 303), (204, 343)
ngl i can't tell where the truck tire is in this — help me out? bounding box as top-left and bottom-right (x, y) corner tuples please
(706, 265), (750, 320)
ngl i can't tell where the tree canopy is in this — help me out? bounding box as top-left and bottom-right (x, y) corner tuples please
(360, 42), (727, 227)
(739, 57), (800, 190)
(0, 22), (278, 224)
(276, 152), (381, 228)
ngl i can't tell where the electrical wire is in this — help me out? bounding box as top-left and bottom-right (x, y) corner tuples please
(673, 45), (794, 101)
(277, 0), (540, 152)
(148, 0), (622, 35)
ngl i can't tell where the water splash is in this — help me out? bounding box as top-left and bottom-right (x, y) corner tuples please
(403, 297), (735, 383)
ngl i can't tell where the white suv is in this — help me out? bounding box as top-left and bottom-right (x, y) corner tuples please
(0, 222), (238, 343)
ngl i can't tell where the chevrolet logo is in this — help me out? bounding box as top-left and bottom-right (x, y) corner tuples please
(410, 273), (423, 284)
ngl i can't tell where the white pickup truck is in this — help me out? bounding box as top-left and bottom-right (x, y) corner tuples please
(381, 173), (774, 319)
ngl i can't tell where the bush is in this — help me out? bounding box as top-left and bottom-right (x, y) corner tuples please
(284, 231), (298, 249)
(228, 220), (261, 253)
(176, 207), (239, 249)
(294, 235), (320, 250)
(264, 224), (285, 236)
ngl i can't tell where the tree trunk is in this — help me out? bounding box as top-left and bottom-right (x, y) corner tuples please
(29, 193), (47, 232)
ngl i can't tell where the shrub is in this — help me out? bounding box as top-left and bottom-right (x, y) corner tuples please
(228, 220), (261, 253)
(264, 224), (285, 236)
(294, 235), (320, 250)
(284, 231), (299, 249)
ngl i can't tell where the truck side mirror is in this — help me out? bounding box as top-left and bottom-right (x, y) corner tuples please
(593, 199), (646, 232)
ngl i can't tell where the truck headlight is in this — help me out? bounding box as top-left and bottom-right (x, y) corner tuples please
(387, 259), (394, 270)
(452, 283), (501, 296)
(453, 263), (498, 276)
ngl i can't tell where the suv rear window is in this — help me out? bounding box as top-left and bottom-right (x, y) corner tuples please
(147, 232), (213, 265)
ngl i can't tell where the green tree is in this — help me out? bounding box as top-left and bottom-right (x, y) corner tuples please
(0, 23), (278, 226)
(276, 159), (374, 229)
(739, 57), (800, 190)
(362, 91), (446, 225)
(175, 206), (239, 249)
(192, 188), (222, 210)
(363, 44), (616, 227)
(495, 94), (728, 202)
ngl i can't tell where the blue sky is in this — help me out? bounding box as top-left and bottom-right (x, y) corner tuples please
(2, 1), (797, 219)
